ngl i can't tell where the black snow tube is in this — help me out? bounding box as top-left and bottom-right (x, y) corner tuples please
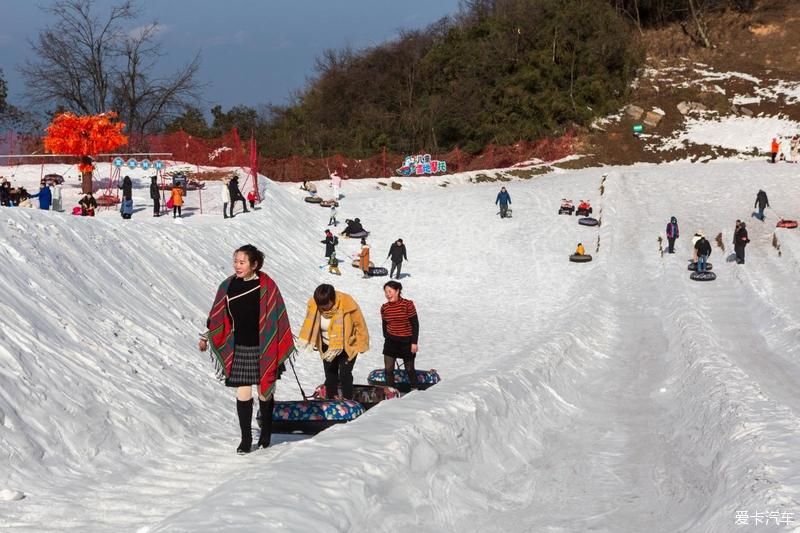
(569, 254), (592, 263)
(347, 230), (369, 239)
(578, 217), (599, 226)
(368, 266), (388, 277)
(687, 262), (713, 271)
(690, 271), (717, 281)
(267, 399), (365, 434)
(367, 368), (441, 393)
(304, 196), (322, 204)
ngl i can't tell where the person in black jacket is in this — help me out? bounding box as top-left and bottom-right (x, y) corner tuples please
(734, 221), (750, 264)
(228, 176), (249, 217)
(150, 176), (161, 216)
(79, 192), (98, 216)
(120, 175), (132, 201)
(754, 189), (769, 221)
(694, 233), (712, 272)
(0, 179), (11, 207)
(387, 238), (408, 280)
(321, 229), (338, 258)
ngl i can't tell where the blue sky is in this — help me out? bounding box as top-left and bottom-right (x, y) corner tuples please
(0, 0), (462, 111)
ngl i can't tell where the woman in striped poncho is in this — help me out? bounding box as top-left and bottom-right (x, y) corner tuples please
(199, 244), (296, 454)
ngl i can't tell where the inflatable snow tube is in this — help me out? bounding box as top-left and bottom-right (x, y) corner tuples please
(569, 254), (592, 263)
(687, 262), (713, 271)
(776, 219), (798, 229)
(304, 196), (322, 204)
(352, 260), (375, 268)
(313, 384), (400, 411)
(319, 199), (339, 208)
(96, 194), (120, 207)
(270, 399), (365, 434)
(346, 230), (369, 239)
(71, 206), (83, 216)
(367, 368), (441, 393)
(690, 271), (717, 281)
(368, 266), (388, 277)
(578, 217), (599, 226)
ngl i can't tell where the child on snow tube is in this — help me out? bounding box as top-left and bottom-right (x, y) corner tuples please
(575, 243), (585, 256)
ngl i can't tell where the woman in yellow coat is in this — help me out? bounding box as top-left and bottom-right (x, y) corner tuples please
(359, 238), (371, 278)
(171, 185), (184, 218)
(297, 284), (369, 399)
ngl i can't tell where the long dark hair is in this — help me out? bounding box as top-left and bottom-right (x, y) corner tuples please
(234, 244), (264, 271)
(383, 280), (402, 293)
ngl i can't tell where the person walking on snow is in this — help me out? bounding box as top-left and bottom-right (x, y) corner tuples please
(381, 280), (420, 390)
(171, 184), (184, 218)
(328, 205), (338, 227)
(770, 137), (780, 163)
(199, 244), (295, 454)
(387, 238), (408, 280)
(754, 189), (769, 221)
(790, 135), (799, 163)
(29, 181), (52, 210)
(321, 229), (338, 259)
(359, 238), (371, 278)
(221, 179), (231, 219)
(228, 175), (248, 217)
(297, 284), (369, 400)
(330, 171), (342, 200)
(150, 176), (161, 217)
(496, 186), (511, 218)
(734, 221), (750, 264)
(694, 232), (712, 273)
(665, 216), (679, 254)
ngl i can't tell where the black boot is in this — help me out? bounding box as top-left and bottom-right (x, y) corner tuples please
(236, 399), (253, 454)
(257, 397), (274, 449)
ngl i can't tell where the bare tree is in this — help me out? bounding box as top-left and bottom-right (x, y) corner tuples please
(20, 0), (201, 135)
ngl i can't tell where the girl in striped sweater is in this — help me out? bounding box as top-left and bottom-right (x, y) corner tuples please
(380, 280), (419, 389)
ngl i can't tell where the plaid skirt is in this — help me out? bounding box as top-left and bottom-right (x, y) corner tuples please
(225, 345), (260, 387)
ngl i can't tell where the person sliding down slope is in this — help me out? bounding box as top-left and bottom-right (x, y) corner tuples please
(574, 243), (586, 256)
(754, 189), (769, 221)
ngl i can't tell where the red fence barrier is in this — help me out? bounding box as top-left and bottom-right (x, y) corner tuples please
(2, 129), (576, 182)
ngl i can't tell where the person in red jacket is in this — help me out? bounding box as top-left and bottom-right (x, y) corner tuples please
(771, 137), (780, 163)
(380, 280), (419, 389)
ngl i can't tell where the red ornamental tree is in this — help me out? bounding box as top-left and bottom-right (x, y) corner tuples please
(44, 112), (128, 194)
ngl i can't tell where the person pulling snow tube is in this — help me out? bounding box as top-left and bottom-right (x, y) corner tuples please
(313, 384), (400, 410)
(304, 196), (323, 204)
(367, 368), (441, 393)
(569, 254), (592, 263)
(319, 199), (339, 208)
(578, 217), (599, 226)
(267, 399), (365, 435)
(690, 271), (717, 281)
(368, 266), (388, 277)
(776, 219), (798, 229)
(687, 262), (713, 271)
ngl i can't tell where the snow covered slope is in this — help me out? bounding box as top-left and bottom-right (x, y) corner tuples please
(1, 159), (800, 532)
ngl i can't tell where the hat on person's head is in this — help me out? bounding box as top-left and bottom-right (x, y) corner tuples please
(325, 229), (332, 234)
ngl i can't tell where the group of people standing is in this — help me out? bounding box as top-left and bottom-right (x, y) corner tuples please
(665, 189), (766, 270)
(1, 178), (64, 212)
(199, 244), (421, 454)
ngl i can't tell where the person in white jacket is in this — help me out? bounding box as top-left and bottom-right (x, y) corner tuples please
(50, 183), (63, 212)
(221, 179), (232, 219)
(330, 171), (342, 200)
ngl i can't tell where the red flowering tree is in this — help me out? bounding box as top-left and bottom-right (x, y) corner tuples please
(44, 112), (128, 194)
